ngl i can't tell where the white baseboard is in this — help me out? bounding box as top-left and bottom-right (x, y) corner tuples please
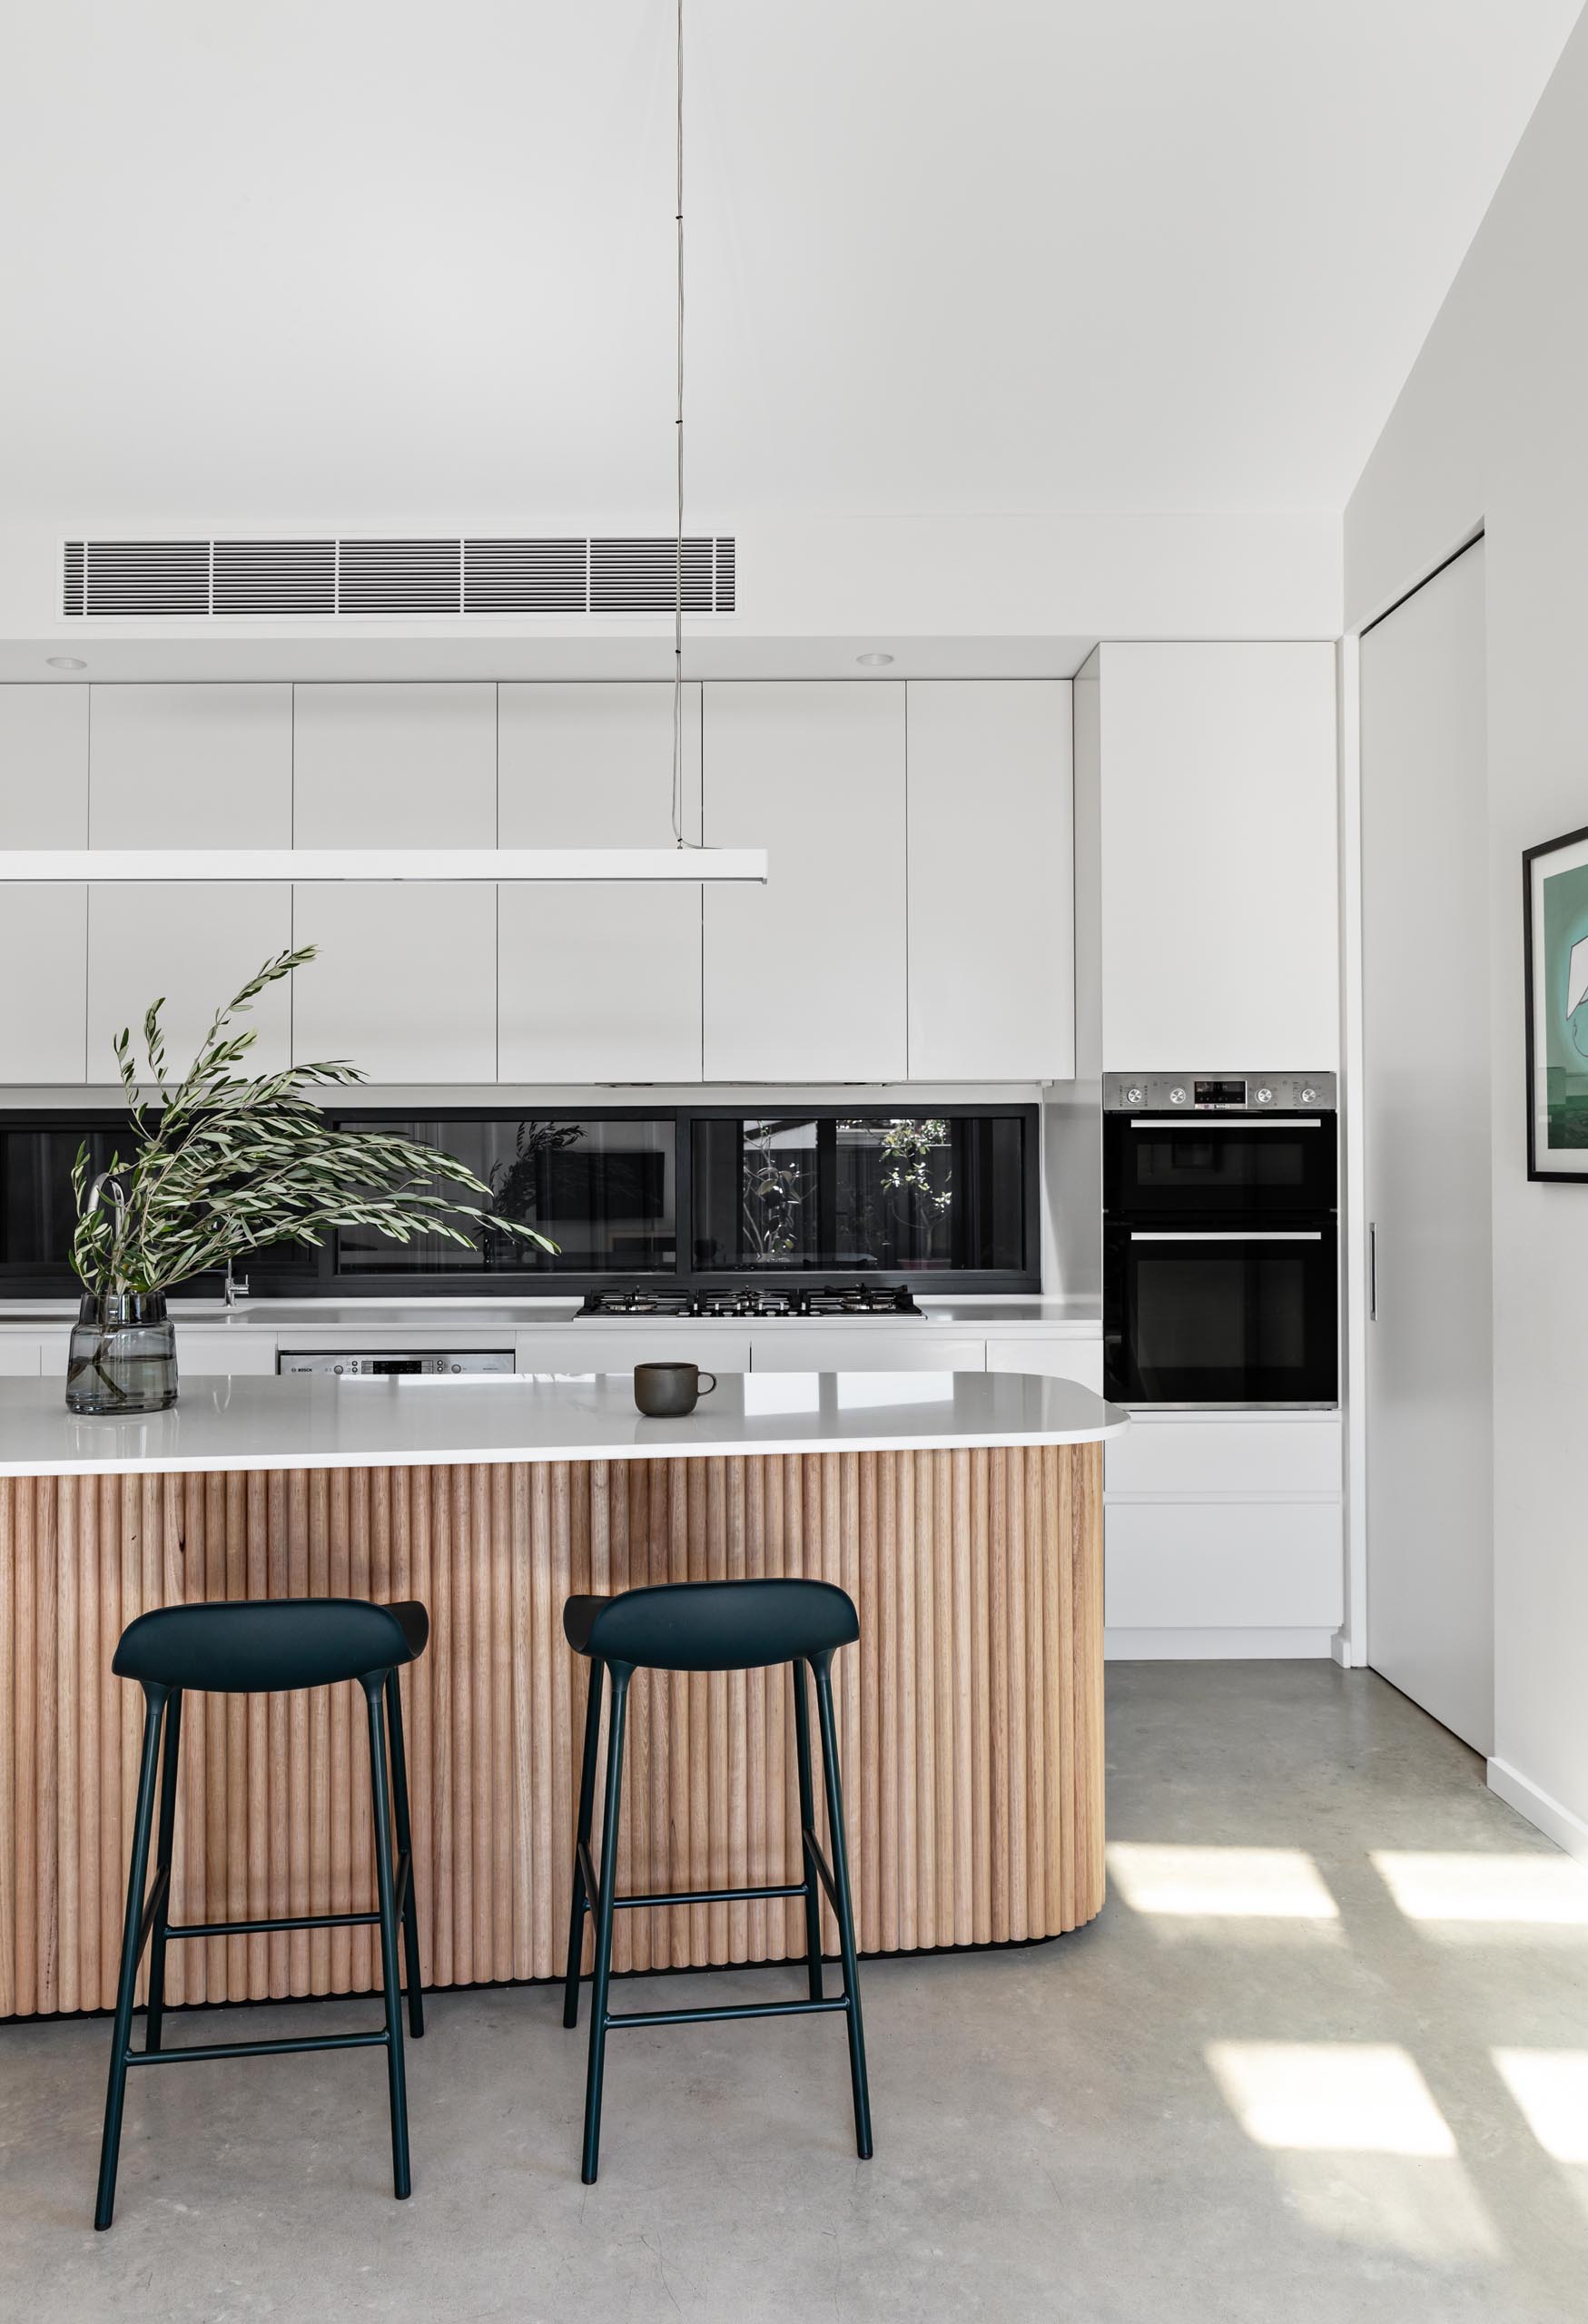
(1487, 1757), (1588, 1866)
(1104, 1626), (1336, 1661)
(1330, 1630), (1356, 1669)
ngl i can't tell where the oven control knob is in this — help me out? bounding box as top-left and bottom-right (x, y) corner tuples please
(1169, 1085), (1188, 1105)
(1124, 1084), (1145, 1105)
(332, 1363), (344, 1374)
(1299, 1085), (1317, 1104)
(1255, 1086), (1273, 1104)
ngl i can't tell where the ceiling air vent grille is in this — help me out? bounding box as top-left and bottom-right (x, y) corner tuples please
(60, 536), (737, 617)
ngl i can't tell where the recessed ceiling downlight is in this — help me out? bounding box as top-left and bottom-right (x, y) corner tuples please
(857, 652), (894, 666)
(46, 655), (85, 670)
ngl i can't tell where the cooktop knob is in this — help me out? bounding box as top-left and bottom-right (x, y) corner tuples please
(1169, 1085), (1188, 1105)
(1255, 1086), (1273, 1104)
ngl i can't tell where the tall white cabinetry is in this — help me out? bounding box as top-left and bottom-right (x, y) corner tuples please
(1076, 644), (1338, 1070)
(0, 687), (88, 1080)
(291, 684), (498, 1081)
(703, 684), (907, 1080)
(498, 684), (703, 1082)
(88, 686), (293, 1074)
(906, 681), (1073, 1078)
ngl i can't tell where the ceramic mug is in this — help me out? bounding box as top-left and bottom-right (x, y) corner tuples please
(633, 1361), (718, 1418)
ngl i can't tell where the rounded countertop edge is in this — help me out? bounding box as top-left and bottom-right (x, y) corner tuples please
(0, 1420), (1129, 1481)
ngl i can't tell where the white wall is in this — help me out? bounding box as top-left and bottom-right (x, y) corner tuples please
(1345, 14), (1588, 1856)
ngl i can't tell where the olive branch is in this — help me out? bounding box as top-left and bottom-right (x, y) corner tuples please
(71, 945), (557, 1297)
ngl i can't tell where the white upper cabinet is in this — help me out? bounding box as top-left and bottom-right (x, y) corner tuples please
(0, 685), (88, 842)
(498, 684), (703, 1082)
(291, 882), (497, 1082)
(89, 684), (291, 844)
(1086, 644), (1338, 1069)
(88, 883), (292, 1080)
(703, 683), (907, 1081)
(291, 683), (497, 845)
(906, 681), (1073, 1078)
(0, 690), (90, 1078)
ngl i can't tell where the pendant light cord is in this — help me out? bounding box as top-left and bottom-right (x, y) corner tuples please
(671, 0), (687, 848)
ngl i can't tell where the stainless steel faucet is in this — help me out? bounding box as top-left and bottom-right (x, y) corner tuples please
(224, 1257), (250, 1311)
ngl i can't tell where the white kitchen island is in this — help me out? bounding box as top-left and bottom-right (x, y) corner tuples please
(0, 1368), (1124, 2023)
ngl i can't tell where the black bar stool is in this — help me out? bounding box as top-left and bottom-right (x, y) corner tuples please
(561, 1577), (873, 2183)
(94, 1596), (429, 2230)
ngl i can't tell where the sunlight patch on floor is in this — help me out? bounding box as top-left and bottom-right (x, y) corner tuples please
(1493, 2049), (1588, 2162)
(1370, 1850), (1588, 1928)
(1106, 1843), (1339, 1919)
(1206, 2041), (1501, 2261)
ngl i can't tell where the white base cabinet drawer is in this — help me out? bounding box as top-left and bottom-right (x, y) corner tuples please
(985, 1337), (1103, 1393)
(0, 1339), (43, 1377)
(516, 1329), (751, 1376)
(175, 1333), (281, 1377)
(749, 1331), (985, 1373)
(1104, 1500), (1344, 1630)
(1106, 1417), (1341, 1498)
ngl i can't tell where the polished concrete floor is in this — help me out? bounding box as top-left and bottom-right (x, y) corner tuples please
(4, 1661), (1587, 2323)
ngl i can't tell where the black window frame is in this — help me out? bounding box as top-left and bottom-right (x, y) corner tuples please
(0, 1101), (1041, 1299)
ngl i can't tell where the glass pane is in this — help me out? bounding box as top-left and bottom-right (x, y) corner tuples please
(692, 1118), (821, 1272)
(333, 1117), (676, 1275)
(691, 1113), (1028, 1275)
(0, 1125), (125, 1272)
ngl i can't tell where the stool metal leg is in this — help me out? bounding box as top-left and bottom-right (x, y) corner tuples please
(581, 1661), (631, 2185)
(94, 1680), (169, 2230)
(143, 1688), (184, 2054)
(363, 1672), (412, 2201)
(812, 1652), (873, 2162)
(790, 1659), (824, 2004)
(384, 1669), (424, 2039)
(563, 1656), (606, 2030)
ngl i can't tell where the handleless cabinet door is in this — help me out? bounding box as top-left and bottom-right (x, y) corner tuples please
(83, 685), (294, 1083)
(89, 684), (291, 844)
(292, 881), (497, 1081)
(906, 681), (1074, 1078)
(703, 684), (906, 1080)
(498, 683), (703, 1081)
(0, 693), (85, 1078)
(0, 684), (88, 843)
(748, 1329), (985, 1373)
(89, 883), (292, 1078)
(291, 683), (497, 845)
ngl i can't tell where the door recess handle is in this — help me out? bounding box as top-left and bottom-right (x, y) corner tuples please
(1368, 1223), (1376, 1322)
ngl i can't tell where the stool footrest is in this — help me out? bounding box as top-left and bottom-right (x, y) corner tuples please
(125, 2029), (390, 2068)
(168, 1909), (380, 1939)
(606, 1995), (851, 2032)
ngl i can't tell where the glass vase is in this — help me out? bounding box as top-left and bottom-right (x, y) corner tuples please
(65, 1292), (178, 1415)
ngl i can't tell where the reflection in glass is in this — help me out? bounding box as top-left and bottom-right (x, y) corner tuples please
(692, 1113), (1026, 1275)
(335, 1117), (676, 1275)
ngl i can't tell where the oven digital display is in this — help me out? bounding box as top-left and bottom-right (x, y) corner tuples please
(1193, 1078), (1247, 1108)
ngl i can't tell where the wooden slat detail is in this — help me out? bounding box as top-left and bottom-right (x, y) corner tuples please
(0, 1446), (1104, 2019)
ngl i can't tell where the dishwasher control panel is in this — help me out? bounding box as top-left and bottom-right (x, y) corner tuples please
(279, 1350), (515, 1377)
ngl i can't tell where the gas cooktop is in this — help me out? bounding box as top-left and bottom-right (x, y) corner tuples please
(578, 1284), (924, 1320)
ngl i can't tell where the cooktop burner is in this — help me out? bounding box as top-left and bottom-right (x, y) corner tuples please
(578, 1284), (924, 1320)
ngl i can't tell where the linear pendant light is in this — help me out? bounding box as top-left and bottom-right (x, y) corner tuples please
(5, 0), (764, 891)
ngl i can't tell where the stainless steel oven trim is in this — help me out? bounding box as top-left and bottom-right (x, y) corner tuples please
(1127, 1231), (1325, 1243)
(1124, 1118), (1324, 1130)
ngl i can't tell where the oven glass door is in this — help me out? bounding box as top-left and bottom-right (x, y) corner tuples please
(1105, 1113), (1336, 1221)
(1104, 1226), (1338, 1405)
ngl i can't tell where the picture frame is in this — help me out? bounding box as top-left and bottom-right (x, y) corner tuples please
(1523, 821), (1588, 1177)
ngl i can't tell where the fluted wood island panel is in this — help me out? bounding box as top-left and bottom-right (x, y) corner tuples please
(0, 1444), (1103, 2019)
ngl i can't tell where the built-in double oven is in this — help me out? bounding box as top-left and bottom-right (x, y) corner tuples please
(1102, 1074), (1339, 1408)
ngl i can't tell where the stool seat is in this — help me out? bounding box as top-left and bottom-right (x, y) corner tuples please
(113, 1598), (429, 1695)
(563, 1578), (858, 1673)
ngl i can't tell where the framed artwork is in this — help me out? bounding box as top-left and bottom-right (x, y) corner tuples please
(1524, 822), (1588, 1177)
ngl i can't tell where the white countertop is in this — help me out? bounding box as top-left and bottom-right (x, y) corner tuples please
(0, 1369), (1128, 1479)
(0, 1294), (1102, 1338)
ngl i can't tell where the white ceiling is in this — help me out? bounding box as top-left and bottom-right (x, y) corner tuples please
(0, 0), (1579, 543)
